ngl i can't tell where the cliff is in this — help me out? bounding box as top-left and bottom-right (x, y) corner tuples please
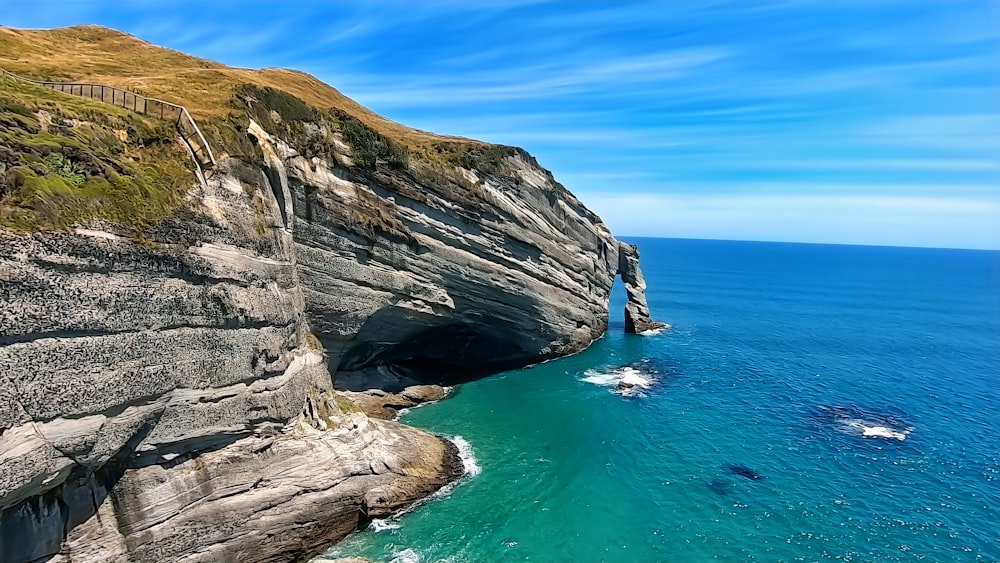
(0, 25), (661, 562)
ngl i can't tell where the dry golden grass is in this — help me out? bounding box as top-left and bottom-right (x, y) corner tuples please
(0, 73), (195, 231)
(0, 24), (542, 236)
(0, 25), (478, 152)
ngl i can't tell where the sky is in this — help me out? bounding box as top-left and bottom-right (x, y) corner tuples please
(2, 1), (999, 249)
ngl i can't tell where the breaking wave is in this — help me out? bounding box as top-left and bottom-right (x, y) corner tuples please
(819, 406), (913, 442)
(451, 435), (481, 476)
(369, 518), (401, 532)
(582, 364), (655, 397)
(639, 324), (670, 336)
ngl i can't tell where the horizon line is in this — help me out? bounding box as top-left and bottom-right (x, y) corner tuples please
(617, 234), (1000, 252)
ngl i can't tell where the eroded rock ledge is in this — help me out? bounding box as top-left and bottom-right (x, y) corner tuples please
(340, 385), (450, 420)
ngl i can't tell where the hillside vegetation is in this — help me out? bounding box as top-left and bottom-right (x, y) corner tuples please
(0, 25), (557, 232)
(0, 72), (193, 230)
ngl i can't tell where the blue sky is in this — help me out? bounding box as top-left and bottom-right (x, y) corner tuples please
(3, 1), (999, 249)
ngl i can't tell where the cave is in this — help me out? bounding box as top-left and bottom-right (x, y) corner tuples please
(334, 321), (536, 391)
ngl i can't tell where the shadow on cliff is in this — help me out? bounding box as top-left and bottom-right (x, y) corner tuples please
(327, 277), (553, 392)
(0, 417), (164, 562)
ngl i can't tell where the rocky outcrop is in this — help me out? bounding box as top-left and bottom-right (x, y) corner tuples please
(1, 104), (661, 561)
(340, 385), (450, 420)
(618, 242), (667, 334)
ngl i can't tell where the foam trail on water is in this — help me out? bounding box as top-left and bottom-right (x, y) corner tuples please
(389, 548), (421, 563)
(822, 406), (912, 441)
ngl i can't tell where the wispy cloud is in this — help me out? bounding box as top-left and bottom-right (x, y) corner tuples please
(332, 47), (729, 106)
(3, 0), (998, 248)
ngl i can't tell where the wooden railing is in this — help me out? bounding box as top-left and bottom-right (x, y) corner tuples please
(0, 67), (216, 173)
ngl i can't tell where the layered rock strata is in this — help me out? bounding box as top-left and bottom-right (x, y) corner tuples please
(618, 243), (667, 334)
(246, 122), (662, 389)
(0, 163), (461, 562)
(1, 112), (660, 561)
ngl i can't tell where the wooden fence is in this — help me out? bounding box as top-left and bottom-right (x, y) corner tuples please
(0, 67), (216, 172)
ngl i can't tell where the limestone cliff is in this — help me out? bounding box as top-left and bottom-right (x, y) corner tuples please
(0, 175), (462, 562)
(246, 120), (662, 389)
(0, 25), (661, 562)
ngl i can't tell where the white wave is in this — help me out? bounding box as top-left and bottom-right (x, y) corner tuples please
(863, 425), (907, 440)
(369, 518), (401, 532)
(581, 370), (621, 386)
(389, 548), (421, 563)
(451, 435), (481, 476)
(620, 367), (651, 388)
(840, 418), (909, 441)
(639, 324), (670, 336)
(581, 365), (654, 397)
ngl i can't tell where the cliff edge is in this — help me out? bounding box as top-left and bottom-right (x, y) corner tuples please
(0, 25), (661, 562)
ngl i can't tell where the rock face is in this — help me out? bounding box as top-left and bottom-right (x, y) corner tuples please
(618, 242), (668, 334)
(246, 122), (661, 389)
(1, 111), (660, 560)
(0, 166), (461, 562)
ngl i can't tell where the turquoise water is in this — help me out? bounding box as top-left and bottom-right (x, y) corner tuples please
(324, 238), (1000, 562)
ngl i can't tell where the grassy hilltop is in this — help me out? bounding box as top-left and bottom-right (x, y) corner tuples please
(0, 25), (545, 232)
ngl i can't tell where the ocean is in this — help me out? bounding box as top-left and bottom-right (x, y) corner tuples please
(322, 238), (1000, 563)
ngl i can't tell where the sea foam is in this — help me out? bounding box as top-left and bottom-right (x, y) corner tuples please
(582, 365), (655, 397)
(821, 406), (912, 441)
(369, 518), (401, 532)
(844, 420), (909, 441)
(451, 435), (482, 476)
(639, 324), (671, 336)
(389, 548), (421, 563)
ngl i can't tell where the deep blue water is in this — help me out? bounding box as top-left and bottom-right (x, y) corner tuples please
(325, 238), (1000, 562)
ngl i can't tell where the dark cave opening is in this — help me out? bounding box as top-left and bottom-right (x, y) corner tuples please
(335, 322), (535, 389)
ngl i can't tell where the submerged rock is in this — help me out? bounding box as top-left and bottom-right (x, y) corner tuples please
(723, 464), (763, 481)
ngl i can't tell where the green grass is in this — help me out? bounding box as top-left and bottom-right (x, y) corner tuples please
(1, 25), (570, 237)
(0, 74), (195, 231)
